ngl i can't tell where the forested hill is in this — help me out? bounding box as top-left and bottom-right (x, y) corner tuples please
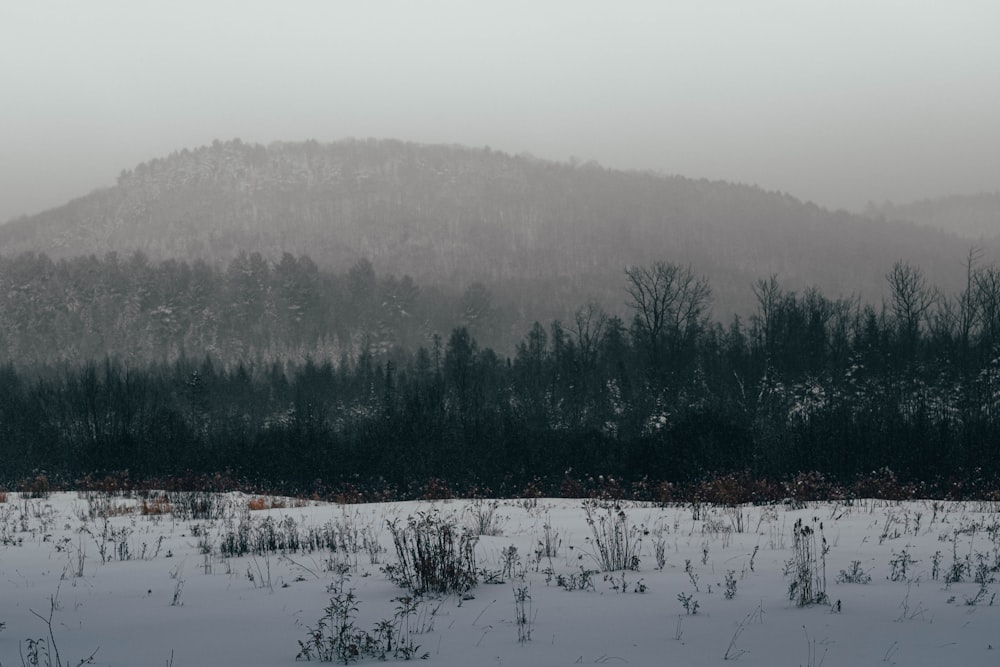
(866, 192), (1000, 240)
(2, 139), (1000, 495)
(0, 139), (988, 325)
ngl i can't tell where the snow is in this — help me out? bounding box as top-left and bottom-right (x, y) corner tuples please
(1, 493), (997, 666)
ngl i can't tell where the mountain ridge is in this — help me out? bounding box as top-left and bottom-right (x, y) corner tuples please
(865, 192), (1000, 240)
(0, 138), (990, 326)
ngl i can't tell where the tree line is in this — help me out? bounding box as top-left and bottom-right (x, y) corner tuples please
(2, 253), (1000, 498)
(0, 251), (501, 364)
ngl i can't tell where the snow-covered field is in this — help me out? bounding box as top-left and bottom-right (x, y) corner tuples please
(1, 492), (997, 666)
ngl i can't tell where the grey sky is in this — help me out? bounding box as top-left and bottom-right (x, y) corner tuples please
(1, 0), (998, 223)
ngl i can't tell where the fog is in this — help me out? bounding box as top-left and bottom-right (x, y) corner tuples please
(1, 0), (998, 223)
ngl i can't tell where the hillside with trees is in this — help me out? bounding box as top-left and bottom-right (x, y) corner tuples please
(2, 139), (999, 498)
(866, 192), (1000, 240)
(1, 139), (991, 351)
(0, 251), (473, 366)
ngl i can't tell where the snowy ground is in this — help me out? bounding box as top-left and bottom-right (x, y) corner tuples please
(1, 492), (997, 666)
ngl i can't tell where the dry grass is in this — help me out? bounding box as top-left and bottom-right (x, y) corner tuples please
(140, 495), (172, 515)
(105, 502), (136, 517)
(248, 495), (308, 511)
(18, 474), (50, 498)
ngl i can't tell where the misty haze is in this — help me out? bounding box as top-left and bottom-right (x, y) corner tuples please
(1, 2), (999, 666)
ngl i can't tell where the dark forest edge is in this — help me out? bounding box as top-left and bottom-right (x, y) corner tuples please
(2, 251), (1000, 500)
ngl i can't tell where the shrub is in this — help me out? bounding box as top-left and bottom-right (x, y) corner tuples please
(836, 560), (872, 584)
(465, 499), (505, 536)
(677, 592), (700, 615)
(331, 483), (367, 505)
(784, 471), (840, 502)
(554, 567), (597, 592)
(888, 548), (918, 582)
(559, 472), (586, 499)
(724, 570), (738, 599)
(420, 478), (453, 501)
(850, 468), (919, 501)
(20, 595), (98, 667)
(787, 518), (828, 606)
(694, 471), (779, 506)
(296, 583), (427, 663)
(167, 491), (225, 521)
(520, 477), (545, 499)
(581, 500), (642, 572)
(18, 474), (51, 499)
(654, 481), (676, 505)
(535, 517), (561, 560)
(219, 514), (302, 557)
(513, 585), (532, 644)
(384, 511), (478, 595)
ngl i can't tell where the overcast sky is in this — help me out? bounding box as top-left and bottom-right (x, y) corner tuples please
(1, 0), (998, 223)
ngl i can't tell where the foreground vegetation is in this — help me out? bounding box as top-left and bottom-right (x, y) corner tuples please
(1, 491), (998, 665)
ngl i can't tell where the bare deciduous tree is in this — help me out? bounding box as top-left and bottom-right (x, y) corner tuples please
(887, 261), (938, 356)
(572, 302), (608, 370)
(625, 262), (711, 374)
(975, 266), (1000, 351)
(751, 274), (782, 358)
